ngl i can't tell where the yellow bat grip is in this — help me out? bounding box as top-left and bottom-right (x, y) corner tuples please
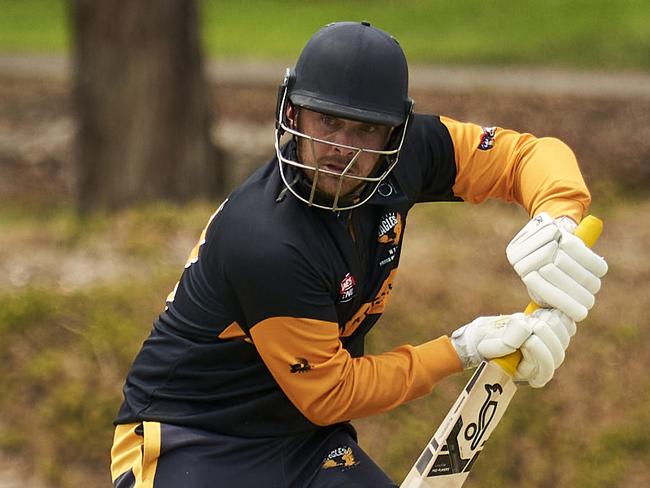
(492, 215), (604, 377)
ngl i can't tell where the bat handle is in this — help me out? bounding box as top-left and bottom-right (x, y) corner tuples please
(492, 215), (604, 377)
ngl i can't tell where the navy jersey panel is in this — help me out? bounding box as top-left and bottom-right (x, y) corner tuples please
(115, 114), (459, 437)
(116, 162), (338, 436)
(210, 168), (341, 329)
(393, 113), (459, 203)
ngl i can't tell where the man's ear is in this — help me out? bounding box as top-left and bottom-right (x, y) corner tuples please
(286, 103), (298, 130)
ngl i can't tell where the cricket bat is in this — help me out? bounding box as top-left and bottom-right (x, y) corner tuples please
(400, 215), (603, 488)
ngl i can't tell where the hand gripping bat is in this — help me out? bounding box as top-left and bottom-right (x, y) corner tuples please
(400, 215), (603, 488)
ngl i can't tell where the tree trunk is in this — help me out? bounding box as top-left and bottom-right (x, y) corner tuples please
(71, 0), (222, 212)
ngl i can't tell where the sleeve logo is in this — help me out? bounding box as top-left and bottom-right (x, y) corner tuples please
(290, 357), (312, 373)
(478, 126), (497, 150)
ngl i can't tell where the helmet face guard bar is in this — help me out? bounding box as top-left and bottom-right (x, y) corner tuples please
(274, 73), (412, 211)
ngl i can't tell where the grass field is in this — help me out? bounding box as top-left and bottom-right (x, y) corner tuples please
(1, 0), (649, 69)
(1, 198), (648, 487)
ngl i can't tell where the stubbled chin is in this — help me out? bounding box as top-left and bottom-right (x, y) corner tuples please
(315, 176), (362, 199)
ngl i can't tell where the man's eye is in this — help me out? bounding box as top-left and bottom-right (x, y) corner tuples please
(360, 125), (378, 134)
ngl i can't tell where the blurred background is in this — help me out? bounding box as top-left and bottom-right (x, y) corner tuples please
(0, 1), (648, 486)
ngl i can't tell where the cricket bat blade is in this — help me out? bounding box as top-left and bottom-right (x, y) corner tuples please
(400, 361), (517, 487)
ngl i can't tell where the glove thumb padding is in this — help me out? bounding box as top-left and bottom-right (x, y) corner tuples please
(475, 314), (532, 358)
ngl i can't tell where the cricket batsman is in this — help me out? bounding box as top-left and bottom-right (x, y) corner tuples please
(110, 21), (608, 487)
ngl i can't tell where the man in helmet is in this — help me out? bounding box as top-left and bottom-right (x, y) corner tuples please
(111, 22), (607, 487)
(274, 20), (413, 212)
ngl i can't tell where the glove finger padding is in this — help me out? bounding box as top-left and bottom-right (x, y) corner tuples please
(559, 231), (608, 278)
(515, 241), (601, 306)
(554, 249), (602, 294)
(534, 308), (576, 341)
(532, 308), (574, 349)
(516, 334), (556, 388)
(530, 319), (565, 367)
(514, 309), (575, 388)
(507, 213), (608, 322)
(523, 272), (589, 322)
(512, 240), (558, 277)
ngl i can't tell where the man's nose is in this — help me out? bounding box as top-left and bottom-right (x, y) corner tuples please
(330, 130), (358, 156)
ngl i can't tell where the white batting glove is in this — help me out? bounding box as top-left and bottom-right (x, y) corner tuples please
(506, 213), (608, 322)
(515, 309), (575, 387)
(450, 309), (575, 387)
(451, 312), (537, 369)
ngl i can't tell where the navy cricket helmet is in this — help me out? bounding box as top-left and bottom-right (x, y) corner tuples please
(275, 21), (414, 211)
(290, 21), (412, 126)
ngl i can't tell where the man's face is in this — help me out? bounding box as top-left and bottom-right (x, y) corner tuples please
(288, 106), (393, 200)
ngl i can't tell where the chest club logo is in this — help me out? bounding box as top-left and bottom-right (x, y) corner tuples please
(478, 126), (497, 150)
(377, 211), (403, 246)
(338, 273), (357, 303)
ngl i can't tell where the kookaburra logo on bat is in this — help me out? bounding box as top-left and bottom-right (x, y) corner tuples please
(464, 383), (503, 450)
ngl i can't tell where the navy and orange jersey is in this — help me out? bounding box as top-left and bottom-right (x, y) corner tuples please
(115, 114), (590, 437)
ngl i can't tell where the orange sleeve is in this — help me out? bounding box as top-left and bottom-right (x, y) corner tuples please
(440, 116), (591, 222)
(249, 317), (462, 426)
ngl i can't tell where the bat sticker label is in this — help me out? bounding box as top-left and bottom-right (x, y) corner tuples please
(428, 381), (505, 477)
(464, 383), (503, 451)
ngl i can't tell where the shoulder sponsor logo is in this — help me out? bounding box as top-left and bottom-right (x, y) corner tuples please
(377, 211), (402, 246)
(338, 272), (357, 303)
(478, 126), (497, 150)
(322, 446), (360, 470)
(290, 357), (311, 373)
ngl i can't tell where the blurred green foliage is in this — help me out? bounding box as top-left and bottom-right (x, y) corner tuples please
(201, 0), (650, 70)
(0, 283), (164, 485)
(1, 0), (649, 69)
(0, 0), (70, 51)
(0, 201), (215, 485)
